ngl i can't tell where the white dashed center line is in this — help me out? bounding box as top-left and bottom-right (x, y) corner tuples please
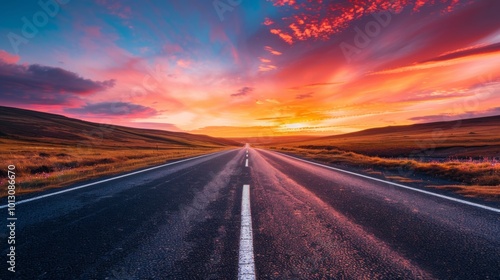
(238, 184), (256, 280)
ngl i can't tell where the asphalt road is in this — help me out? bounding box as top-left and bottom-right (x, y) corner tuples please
(1, 146), (499, 279)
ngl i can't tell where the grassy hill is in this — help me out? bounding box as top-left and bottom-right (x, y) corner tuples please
(263, 116), (500, 200)
(0, 106), (239, 196)
(0, 106), (239, 148)
(290, 115), (500, 159)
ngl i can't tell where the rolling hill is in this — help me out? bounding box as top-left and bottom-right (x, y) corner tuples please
(281, 115), (500, 158)
(262, 115), (500, 199)
(0, 106), (240, 148)
(0, 106), (239, 196)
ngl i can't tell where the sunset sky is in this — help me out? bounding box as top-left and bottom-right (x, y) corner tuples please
(0, 0), (499, 137)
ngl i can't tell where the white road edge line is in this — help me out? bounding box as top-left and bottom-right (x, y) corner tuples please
(238, 184), (256, 280)
(0, 149), (236, 209)
(245, 159), (249, 167)
(272, 151), (500, 214)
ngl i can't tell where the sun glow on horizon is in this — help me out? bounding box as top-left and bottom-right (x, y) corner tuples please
(280, 123), (308, 130)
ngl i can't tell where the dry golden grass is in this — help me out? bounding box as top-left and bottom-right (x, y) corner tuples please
(0, 140), (230, 197)
(268, 146), (500, 199)
(260, 116), (500, 199)
(384, 176), (423, 183)
(0, 106), (239, 197)
(364, 169), (383, 175)
(434, 185), (500, 200)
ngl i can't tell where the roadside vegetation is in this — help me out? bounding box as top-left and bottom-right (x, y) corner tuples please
(260, 116), (500, 200)
(266, 146), (500, 200)
(0, 139), (231, 197)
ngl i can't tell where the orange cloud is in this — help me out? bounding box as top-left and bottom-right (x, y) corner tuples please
(267, 0), (474, 44)
(259, 65), (277, 72)
(263, 17), (274, 26)
(264, 46), (282, 56)
(270, 29), (294, 44)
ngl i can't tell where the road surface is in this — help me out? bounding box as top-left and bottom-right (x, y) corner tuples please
(1, 146), (499, 279)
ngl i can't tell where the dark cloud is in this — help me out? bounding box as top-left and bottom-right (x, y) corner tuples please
(296, 92), (314, 100)
(421, 42), (500, 63)
(231, 87), (253, 97)
(0, 61), (115, 105)
(65, 102), (157, 117)
(410, 107), (500, 123)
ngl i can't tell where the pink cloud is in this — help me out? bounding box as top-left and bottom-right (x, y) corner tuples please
(0, 50), (20, 64)
(95, 0), (132, 19)
(163, 43), (183, 54)
(177, 59), (191, 68)
(259, 65), (277, 72)
(83, 26), (103, 38)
